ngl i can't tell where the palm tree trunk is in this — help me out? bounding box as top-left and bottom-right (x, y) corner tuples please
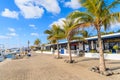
(78, 41), (81, 50)
(57, 41), (60, 58)
(97, 27), (106, 72)
(67, 41), (72, 62)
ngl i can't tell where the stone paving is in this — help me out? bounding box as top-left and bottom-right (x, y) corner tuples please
(0, 53), (120, 80)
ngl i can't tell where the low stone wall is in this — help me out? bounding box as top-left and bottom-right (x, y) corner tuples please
(35, 51), (52, 54)
(36, 51), (77, 56)
(42, 51), (52, 54)
(85, 53), (120, 60)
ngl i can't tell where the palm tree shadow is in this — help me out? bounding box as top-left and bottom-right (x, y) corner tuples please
(82, 58), (99, 61)
(108, 62), (120, 64)
(110, 66), (120, 71)
(76, 58), (99, 63)
(76, 58), (109, 63)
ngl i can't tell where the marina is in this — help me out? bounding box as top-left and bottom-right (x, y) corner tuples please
(0, 48), (25, 62)
(0, 0), (120, 80)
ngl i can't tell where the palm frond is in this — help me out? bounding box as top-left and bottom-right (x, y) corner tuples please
(44, 30), (52, 34)
(102, 12), (120, 30)
(67, 11), (93, 23)
(107, 0), (120, 10)
(71, 36), (84, 41)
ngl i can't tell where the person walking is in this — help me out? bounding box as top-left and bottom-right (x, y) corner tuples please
(27, 49), (31, 57)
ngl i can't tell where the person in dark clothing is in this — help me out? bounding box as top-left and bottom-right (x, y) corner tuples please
(27, 49), (31, 57)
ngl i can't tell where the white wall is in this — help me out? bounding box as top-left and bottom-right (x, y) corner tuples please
(38, 50), (76, 56)
(35, 51), (52, 54)
(85, 53), (120, 60)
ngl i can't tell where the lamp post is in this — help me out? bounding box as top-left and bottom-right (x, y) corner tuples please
(28, 40), (30, 52)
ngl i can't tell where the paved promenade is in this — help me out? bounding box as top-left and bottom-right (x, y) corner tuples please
(0, 53), (120, 80)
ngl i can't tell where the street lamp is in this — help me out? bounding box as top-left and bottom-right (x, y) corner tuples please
(28, 40), (30, 49)
(27, 40), (30, 52)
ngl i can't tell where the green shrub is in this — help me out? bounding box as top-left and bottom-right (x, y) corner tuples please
(113, 45), (119, 50)
(90, 49), (97, 53)
(107, 52), (112, 54)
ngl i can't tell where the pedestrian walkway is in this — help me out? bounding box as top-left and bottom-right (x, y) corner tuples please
(0, 53), (120, 80)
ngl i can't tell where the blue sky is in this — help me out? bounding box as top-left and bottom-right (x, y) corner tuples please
(0, 0), (120, 49)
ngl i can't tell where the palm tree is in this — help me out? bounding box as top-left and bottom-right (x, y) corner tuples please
(44, 24), (64, 59)
(34, 38), (41, 46)
(67, 0), (120, 72)
(78, 30), (90, 51)
(101, 32), (106, 35)
(117, 29), (120, 32)
(62, 19), (85, 63)
(34, 38), (41, 50)
(41, 44), (45, 53)
(107, 31), (114, 34)
(80, 30), (90, 38)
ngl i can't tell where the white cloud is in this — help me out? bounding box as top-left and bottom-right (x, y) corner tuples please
(29, 24), (37, 29)
(14, 0), (60, 19)
(50, 18), (66, 28)
(65, 0), (81, 9)
(8, 27), (15, 32)
(1, 8), (19, 19)
(7, 33), (18, 37)
(0, 35), (11, 39)
(15, 0), (44, 19)
(34, 0), (60, 14)
(7, 27), (18, 37)
(111, 22), (120, 28)
(31, 33), (39, 37)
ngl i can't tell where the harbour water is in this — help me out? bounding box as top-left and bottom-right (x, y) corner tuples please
(0, 54), (15, 62)
(0, 56), (4, 62)
(5, 54), (15, 59)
